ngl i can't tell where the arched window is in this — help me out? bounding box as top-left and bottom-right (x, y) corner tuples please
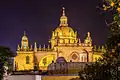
(42, 58), (47, 65)
(26, 56), (30, 64)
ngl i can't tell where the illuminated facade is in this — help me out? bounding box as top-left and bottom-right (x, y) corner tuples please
(14, 7), (105, 71)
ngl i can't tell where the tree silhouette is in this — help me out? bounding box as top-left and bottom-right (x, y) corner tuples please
(0, 46), (14, 80)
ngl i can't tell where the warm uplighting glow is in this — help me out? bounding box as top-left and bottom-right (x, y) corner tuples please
(14, 7), (103, 71)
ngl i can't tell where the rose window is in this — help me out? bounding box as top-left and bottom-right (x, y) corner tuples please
(72, 54), (78, 60)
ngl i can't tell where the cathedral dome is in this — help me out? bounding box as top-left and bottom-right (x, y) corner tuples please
(50, 7), (78, 48)
(54, 7), (75, 38)
(55, 26), (75, 37)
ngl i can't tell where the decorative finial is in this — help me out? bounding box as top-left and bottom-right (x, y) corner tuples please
(97, 45), (101, 52)
(39, 45), (41, 50)
(93, 45), (96, 51)
(43, 44), (46, 50)
(30, 45), (33, 50)
(34, 42), (37, 52)
(101, 45), (105, 52)
(24, 31), (26, 36)
(48, 45), (50, 50)
(62, 7), (65, 16)
(87, 32), (90, 37)
(52, 31), (54, 36)
(17, 44), (20, 51)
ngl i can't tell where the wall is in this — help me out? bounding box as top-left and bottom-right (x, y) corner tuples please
(42, 76), (79, 80)
(7, 75), (78, 80)
(7, 75), (35, 80)
(15, 51), (34, 71)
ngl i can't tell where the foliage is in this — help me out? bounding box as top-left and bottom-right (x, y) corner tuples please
(0, 46), (14, 80)
(79, 55), (120, 80)
(79, 0), (120, 80)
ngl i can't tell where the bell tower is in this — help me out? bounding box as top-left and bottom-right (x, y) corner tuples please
(21, 31), (29, 50)
(84, 32), (92, 46)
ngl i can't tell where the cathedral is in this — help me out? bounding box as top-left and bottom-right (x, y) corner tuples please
(14, 7), (104, 71)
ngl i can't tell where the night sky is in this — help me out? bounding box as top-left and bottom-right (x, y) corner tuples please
(0, 0), (109, 52)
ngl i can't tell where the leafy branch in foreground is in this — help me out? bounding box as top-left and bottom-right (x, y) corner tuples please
(79, 0), (120, 80)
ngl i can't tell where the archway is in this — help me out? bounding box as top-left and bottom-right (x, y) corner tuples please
(39, 54), (55, 70)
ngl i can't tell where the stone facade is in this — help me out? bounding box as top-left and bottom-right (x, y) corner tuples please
(14, 7), (104, 71)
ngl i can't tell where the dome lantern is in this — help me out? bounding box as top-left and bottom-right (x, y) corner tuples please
(59, 7), (68, 26)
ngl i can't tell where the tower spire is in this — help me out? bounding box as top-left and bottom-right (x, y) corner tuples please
(24, 31), (26, 36)
(34, 42), (37, 52)
(62, 7), (65, 16)
(87, 32), (90, 37)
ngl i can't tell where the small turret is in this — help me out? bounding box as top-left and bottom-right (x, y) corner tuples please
(21, 31), (29, 50)
(30, 45), (33, 51)
(17, 44), (20, 51)
(78, 39), (81, 43)
(52, 31), (55, 38)
(93, 45), (97, 51)
(38, 45), (41, 51)
(34, 42), (37, 52)
(47, 45), (50, 50)
(84, 32), (92, 46)
(101, 45), (106, 53)
(75, 31), (77, 37)
(97, 45), (101, 52)
(43, 44), (46, 50)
